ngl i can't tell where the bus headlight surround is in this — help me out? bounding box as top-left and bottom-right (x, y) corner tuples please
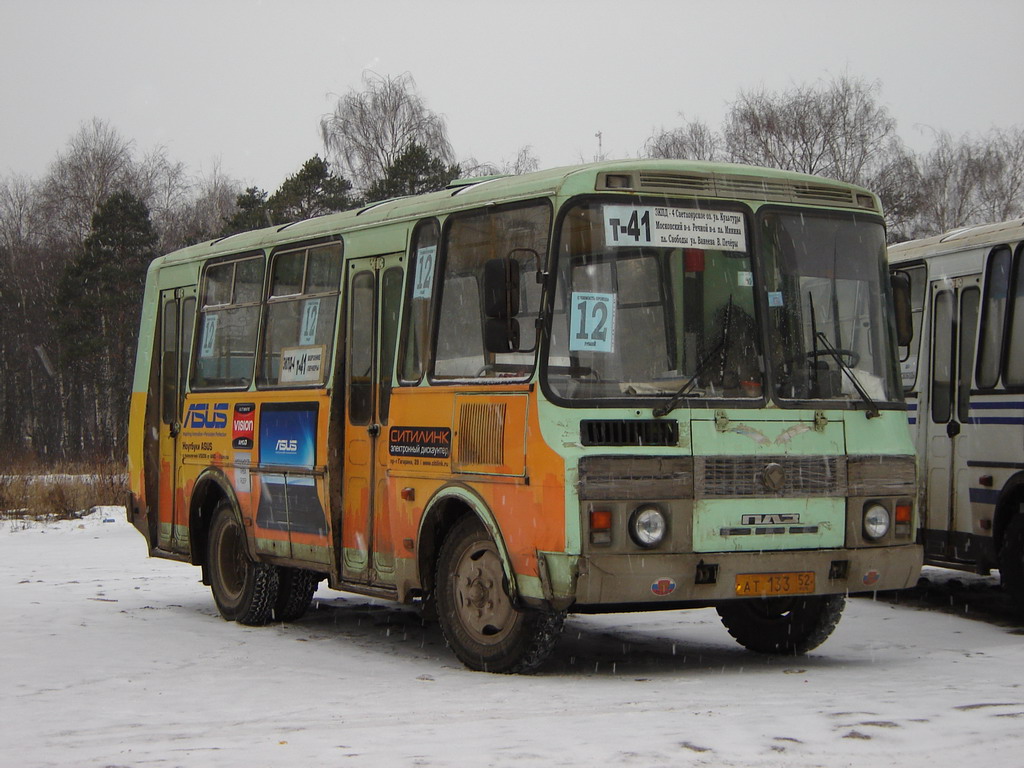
(629, 505), (667, 548)
(863, 503), (891, 540)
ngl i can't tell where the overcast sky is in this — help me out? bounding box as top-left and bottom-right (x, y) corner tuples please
(2, 0), (1022, 191)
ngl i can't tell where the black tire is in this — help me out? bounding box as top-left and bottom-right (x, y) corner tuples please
(435, 517), (564, 673)
(207, 500), (279, 626)
(999, 512), (1024, 611)
(274, 567), (321, 622)
(716, 594), (845, 655)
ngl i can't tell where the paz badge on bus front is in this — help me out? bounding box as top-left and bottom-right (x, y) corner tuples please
(760, 462), (786, 492)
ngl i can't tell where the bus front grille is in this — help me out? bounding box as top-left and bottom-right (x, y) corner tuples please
(580, 419), (680, 447)
(696, 455), (846, 498)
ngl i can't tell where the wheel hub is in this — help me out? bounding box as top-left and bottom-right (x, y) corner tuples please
(454, 543), (515, 642)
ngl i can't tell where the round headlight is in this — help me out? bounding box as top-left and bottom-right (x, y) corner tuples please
(863, 503), (891, 540)
(629, 506), (667, 548)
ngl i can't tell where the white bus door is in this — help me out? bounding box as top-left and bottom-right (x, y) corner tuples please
(924, 277), (980, 562)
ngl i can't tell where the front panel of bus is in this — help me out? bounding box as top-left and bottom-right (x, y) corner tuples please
(528, 192), (920, 607)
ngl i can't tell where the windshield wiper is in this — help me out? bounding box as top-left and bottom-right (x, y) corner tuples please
(653, 297), (733, 418)
(815, 331), (880, 418)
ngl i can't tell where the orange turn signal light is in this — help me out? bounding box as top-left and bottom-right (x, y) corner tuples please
(590, 509), (612, 531)
(895, 504), (912, 523)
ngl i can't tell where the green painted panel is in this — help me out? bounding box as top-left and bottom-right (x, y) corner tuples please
(690, 413), (845, 456)
(844, 410), (914, 455)
(256, 537), (290, 557)
(693, 497), (845, 552)
(291, 542), (332, 565)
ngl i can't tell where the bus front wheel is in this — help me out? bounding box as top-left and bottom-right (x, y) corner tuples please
(435, 517), (564, 673)
(207, 501), (279, 626)
(716, 594), (845, 655)
(999, 513), (1024, 610)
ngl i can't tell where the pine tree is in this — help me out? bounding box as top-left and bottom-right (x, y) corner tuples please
(365, 143), (461, 202)
(54, 190), (157, 457)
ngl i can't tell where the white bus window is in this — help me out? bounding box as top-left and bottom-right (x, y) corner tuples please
(931, 290), (954, 424)
(897, 264), (927, 391)
(958, 288), (980, 422)
(977, 246), (1011, 389)
(1005, 249), (1024, 387)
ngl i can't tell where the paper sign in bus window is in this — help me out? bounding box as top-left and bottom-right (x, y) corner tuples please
(413, 245), (437, 299)
(300, 298), (321, 345)
(199, 314), (219, 358)
(569, 292), (616, 353)
(280, 345), (326, 384)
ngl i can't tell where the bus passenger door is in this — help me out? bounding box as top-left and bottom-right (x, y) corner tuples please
(341, 254), (405, 586)
(925, 277), (980, 562)
(157, 286), (196, 553)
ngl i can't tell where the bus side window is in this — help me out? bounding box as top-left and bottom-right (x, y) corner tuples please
(432, 202), (550, 381)
(379, 266), (403, 422)
(193, 255), (265, 389)
(931, 290), (954, 424)
(160, 298), (179, 422)
(1004, 244), (1024, 387)
(977, 246), (1011, 389)
(958, 288), (980, 423)
(897, 264), (926, 392)
(261, 242), (342, 387)
(400, 220), (440, 384)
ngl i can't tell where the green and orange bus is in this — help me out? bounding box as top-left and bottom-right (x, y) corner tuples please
(128, 160), (922, 672)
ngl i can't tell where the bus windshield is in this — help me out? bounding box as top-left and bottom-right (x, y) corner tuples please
(762, 211), (902, 405)
(544, 200), (902, 407)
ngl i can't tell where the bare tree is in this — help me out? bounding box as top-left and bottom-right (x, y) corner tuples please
(914, 131), (990, 235)
(320, 72), (455, 193)
(38, 118), (138, 243)
(645, 117), (721, 161)
(978, 126), (1024, 222)
(462, 145), (540, 177)
(722, 76), (900, 186)
(0, 174), (40, 266)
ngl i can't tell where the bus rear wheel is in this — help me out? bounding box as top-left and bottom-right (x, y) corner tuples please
(716, 594), (845, 655)
(435, 517), (564, 673)
(207, 501), (279, 626)
(274, 567), (321, 622)
(999, 513), (1024, 611)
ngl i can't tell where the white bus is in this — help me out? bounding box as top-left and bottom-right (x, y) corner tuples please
(888, 217), (1024, 607)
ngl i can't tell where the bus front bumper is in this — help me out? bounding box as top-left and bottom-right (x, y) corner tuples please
(535, 545), (923, 610)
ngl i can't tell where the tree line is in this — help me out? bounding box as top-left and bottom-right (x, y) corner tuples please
(1, 73), (1020, 464)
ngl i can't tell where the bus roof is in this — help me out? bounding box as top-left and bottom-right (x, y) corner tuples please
(888, 216), (1024, 264)
(157, 159), (882, 267)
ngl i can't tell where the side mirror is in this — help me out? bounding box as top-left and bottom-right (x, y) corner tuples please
(484, 317), (521, 353)
(483, 257), (521, 353)
(891, 270), (913, 347)
(483, 257), (520, 320)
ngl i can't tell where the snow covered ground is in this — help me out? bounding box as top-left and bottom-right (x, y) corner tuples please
(2, 509), (1023, 768)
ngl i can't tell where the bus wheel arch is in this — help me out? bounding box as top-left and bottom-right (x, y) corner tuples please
(995, 475), (1024, 607)
(992, 473), (1024, 553)
(188, 469), (245, 571)
(416, 487), (513, 603)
